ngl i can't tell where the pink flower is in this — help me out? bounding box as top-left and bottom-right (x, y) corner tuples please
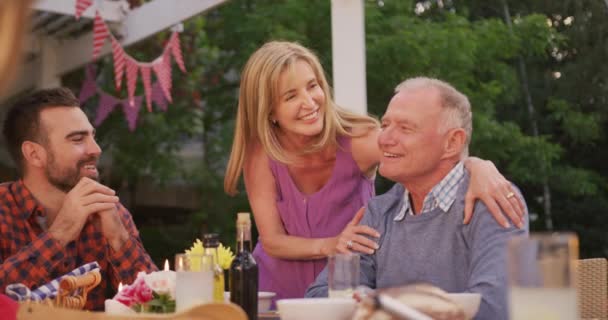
(113, 275), (153, 307)
(131, 276), (153, 304)
(114, 285), (137, 307)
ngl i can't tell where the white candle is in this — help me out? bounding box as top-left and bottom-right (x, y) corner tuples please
(164, 259), (170, 271)
(105, 299), (136, 315)
(118, 282), (124, 292)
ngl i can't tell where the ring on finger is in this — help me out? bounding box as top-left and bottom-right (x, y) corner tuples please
(346, 240), (354, 249)
(506, 192), (515, 199)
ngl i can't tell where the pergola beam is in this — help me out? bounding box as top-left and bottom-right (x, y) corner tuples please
(33, 0), (128, 22)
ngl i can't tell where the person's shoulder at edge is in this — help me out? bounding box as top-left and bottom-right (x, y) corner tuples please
(0, 181), (15, 206)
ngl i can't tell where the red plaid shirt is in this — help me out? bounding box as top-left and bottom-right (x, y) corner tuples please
(0, 180), (158, 310)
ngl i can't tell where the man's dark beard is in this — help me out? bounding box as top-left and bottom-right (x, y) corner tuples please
(46, 151), (99, 193)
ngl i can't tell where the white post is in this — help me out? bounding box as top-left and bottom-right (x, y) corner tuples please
(331, 0), (367, 114)
(37, 37), (61, 89)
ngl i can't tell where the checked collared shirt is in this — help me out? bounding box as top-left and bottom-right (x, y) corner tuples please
(394, 162), (465, 220)
(0, 180), (157, 310)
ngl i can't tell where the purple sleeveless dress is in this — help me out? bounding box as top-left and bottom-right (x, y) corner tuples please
(252, 135), (375, 300)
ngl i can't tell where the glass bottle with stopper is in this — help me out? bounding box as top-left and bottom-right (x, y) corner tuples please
(229, 212), (258, 320)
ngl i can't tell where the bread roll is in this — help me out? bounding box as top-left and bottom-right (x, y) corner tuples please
(354, 284), (466, 320)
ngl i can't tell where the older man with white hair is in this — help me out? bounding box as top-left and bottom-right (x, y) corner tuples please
(306, 77), (528, 319)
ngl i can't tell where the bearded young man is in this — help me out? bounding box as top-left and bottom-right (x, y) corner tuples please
(0, 88), (157, 310)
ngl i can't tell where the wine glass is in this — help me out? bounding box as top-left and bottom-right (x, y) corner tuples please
(175, 253), (214, 311)
(328, 253), (360, 298)
(507, 233), (579, 320)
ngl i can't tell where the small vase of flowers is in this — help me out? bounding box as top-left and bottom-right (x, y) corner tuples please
(105, 270), (176, 314)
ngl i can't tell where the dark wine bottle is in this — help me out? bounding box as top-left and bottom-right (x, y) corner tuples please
(229, 212), (258, 320)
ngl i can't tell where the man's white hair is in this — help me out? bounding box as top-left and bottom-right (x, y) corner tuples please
(394, 77), (472, 158)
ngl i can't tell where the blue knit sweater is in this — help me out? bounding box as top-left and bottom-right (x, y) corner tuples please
(306, 174), (529, 320)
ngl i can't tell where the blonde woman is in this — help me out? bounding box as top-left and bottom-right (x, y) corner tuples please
(224, 41), (524, 300)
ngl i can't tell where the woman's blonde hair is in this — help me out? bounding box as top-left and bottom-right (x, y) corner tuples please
(224, 41), (379, 195)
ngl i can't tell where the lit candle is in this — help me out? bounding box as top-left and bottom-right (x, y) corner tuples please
(118, 282), (124, 292)
(164, 259), (170, 271)
(177, 257), (184, 271)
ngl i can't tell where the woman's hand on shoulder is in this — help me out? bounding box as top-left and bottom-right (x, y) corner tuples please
(335, 207), (380, 255)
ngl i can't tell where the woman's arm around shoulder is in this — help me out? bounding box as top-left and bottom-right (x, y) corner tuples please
(350, 127), (382, 178)
(463, 157), (526, 229)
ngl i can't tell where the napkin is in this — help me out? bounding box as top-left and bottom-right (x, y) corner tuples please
(5, 261), (100, 301)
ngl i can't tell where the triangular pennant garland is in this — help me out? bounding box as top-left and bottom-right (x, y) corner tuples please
(75, 0), (93, 20)
(78, 65), (97, 103)
(126, 58), (139, 106)
(122, 96), (143, 132)
(153, 54), (172, 103)
(78, 65), (168, 130)
(111, 37), (126, 90)
(140, 65), (153, 112)
(74, 5), (189, 130)
(151, 82), (168, 112)
(94, 93), (121, 126)
(170, 32), (186, 73)
(92, 11), (109, 60)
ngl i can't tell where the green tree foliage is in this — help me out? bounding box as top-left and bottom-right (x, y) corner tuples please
(456, 0), (608, 257)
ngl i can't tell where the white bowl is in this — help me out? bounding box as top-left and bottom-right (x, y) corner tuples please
(258, 291), (276, 312)
(446, 293), (481, 319)
(223, 291), (276, 312)
(277, 298), (356, 320)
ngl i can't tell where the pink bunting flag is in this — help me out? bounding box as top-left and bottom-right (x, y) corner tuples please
(78, 65), (97, 103)
(126, 57), (139, 107)
(122, 96), (143, 131)
(94, 92), (121, 126)
(92, 11), (109, 60)
(152, 54), (172, 103)
(111, 37), (126, 90)
(140, 66), (153, 112)
(170, 32), (186, 73)
(75, 0), (93, 20)
(85, 63), (96, 79)
(151, 82), (168, 111)
(163, 51), (173, 100)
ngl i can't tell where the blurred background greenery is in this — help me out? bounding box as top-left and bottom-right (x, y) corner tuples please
(2, 0), (606, 266)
